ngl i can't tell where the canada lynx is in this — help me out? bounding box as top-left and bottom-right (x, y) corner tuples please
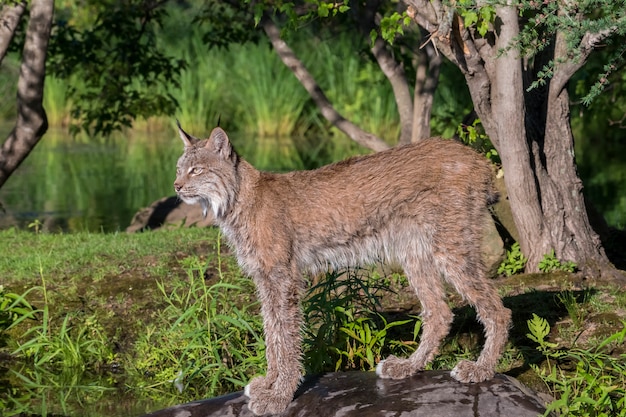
(174, 123), (511, 416)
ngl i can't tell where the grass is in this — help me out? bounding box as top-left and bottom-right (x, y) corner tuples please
(24, 10), (400, 167)
(2, 227), (626, 417)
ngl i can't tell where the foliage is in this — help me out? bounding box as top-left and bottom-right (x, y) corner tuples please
(303, 268), (417, 374)
(0, 285), (36, 345)
(538, 250), (577, 273)
(47, 0), (185, 135)
(456, 118), (499, 164)
(457, 0), (496, 37)
(128, 249), (265, 398)
(514, 0), (626, 104)
(498, 242), (527, 276)
(375, 11), (412, 45)
(528, 314), (626, 417)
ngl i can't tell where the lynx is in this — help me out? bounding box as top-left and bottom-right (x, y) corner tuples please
(174, 123), (511, 416)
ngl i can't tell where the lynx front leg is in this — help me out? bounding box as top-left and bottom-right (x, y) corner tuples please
(245, 271), (304, 416)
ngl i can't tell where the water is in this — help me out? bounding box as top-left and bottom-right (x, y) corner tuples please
(0, 128), (342, 233)
(0, 129), (181, 233)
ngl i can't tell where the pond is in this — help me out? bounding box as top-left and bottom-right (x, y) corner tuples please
(0, 127), (320, 233)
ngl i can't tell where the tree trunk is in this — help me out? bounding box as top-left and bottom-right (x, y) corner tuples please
(404, 0), (622, 281)
(489, 4), (551, 270)
(371, 35), (414, 144)
(0, 1), (26, 64)
(537, 29), (616, 278)
(0, 0), (54, 189)
(411, 38), (441, 143)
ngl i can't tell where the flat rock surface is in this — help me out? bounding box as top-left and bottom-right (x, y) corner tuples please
(141, 371), (550, 417)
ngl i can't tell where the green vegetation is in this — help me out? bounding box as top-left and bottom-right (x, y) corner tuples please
(1, 228), (626, 416)
(528, 314), (626, 417)
(539, 250), (577, 273)
(456, 119), (499, 164)
(128, 246), (265, 399)
(498, 242), (528, 276)
(498, 245), (579, 276)
(303, 269), (416, 373)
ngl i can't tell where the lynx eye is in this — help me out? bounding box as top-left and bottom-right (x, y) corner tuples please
(189, 167), (203, 175)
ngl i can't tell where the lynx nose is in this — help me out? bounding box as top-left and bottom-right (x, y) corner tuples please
(174, 182), (182, 193)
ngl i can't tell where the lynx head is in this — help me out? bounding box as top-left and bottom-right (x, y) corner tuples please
(174, 121), (239, 219)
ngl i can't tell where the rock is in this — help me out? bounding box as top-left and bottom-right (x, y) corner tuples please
(491, 174), (519, 243)
(140, 371), (550, 417)
(126, 196), (214, 232)
(482, 210), (505, 277)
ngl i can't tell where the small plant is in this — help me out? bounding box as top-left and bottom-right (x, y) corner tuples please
(498, 242), (527, 276)
(556, 290), (587, 329)
(27, 219), (43, 234)
(538, 249), (577, 273)
(334, 307), (412, 371)
(0, 285), (36, 345)
(303, 268), (417, 374)
(527, 313), (560, 355)
(528, 314), (626, 417)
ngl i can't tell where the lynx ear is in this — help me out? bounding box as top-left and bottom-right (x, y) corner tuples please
(176, 120), (198, 148)
(207, 127), (234, 160)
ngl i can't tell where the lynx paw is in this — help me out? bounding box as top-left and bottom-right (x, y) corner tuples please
(244, 376), (292, 416)
(376, 355), (420, 379)
(450, 360), (495, 383)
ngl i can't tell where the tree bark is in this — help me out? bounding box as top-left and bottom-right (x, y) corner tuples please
(371, 35), (414, 144)
(0, 1), (26, 64)
(411, 38), (441, 142)
(0, 0), (53, 189)
(260, 16), (390, 152)
(404, 0), (621, 280)
(491, 3), (549, 269)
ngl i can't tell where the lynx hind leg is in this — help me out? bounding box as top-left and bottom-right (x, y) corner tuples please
(377, 260), (453, 379)
(443, 255), (511, 383)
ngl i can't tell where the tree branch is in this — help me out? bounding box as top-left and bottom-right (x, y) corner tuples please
(0, 0), (26, 65)
(371, 35), (414, 144)
(0, 0), (53, 188)
(260, 15), (390, 152)
(551, 16), (626, 95)
(412, 38), (441, 142)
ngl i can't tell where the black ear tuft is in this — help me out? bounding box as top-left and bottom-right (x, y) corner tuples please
(177, 120), (199, 147)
